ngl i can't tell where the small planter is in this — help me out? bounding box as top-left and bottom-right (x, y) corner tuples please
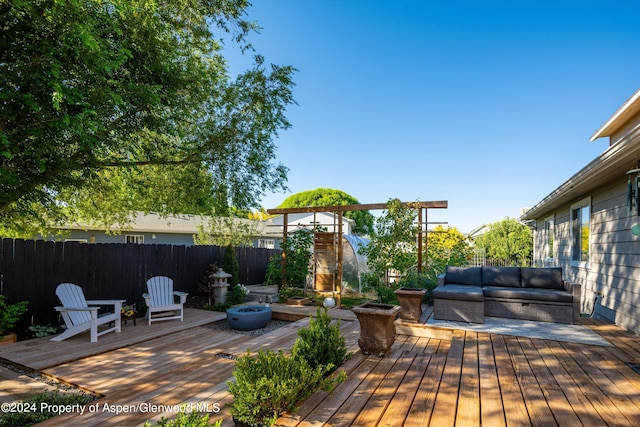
(0, 332), (17, 345)
(226, 306), (272, 331)
(352, 303), (401, 356)
(394, 287), (427, 322)
(285, 297), (309, 306)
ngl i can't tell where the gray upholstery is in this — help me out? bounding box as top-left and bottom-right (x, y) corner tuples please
(435, 266), (579, 324)
(482, 266), (521, 287)
(521, 267), (564, 290)
(482, 286), (573, 303)
(433, 285), (484, 302)
(444, 266), (482, 286)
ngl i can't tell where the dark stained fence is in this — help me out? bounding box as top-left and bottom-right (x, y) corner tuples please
(0, 239), (279, 332)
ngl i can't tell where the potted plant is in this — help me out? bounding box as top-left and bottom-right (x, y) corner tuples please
(393, 273), (429, 322)
(352, 302), (401, 356)
(0, 294), (29, 344)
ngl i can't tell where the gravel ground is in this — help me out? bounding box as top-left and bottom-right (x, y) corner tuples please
(210, 319), (292, 337)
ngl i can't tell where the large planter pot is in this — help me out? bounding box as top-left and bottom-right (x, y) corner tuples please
(352, 303), (401, 356)
(226, 306), (272, 331)
(394, 287), (427, 322)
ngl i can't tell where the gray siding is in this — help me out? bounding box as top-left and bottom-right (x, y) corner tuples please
(63, 230), (195, 246)
(531, 180), (640, 334)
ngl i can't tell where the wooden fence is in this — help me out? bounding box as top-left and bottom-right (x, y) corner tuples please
(0, 239), (279, 332)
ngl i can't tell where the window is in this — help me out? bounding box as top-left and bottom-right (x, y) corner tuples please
(570, 198), (590, 266)
(125, 235), (144, 244)
(544, 216), (554, 261)
(258, 239), (275, 249)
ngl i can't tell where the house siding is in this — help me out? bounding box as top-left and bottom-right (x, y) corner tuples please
(63, 230), (196, 246)
(531, 180), (640, 334)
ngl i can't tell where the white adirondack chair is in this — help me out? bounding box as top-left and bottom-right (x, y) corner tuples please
(52, 283), (125, 343)
(143, 276), (188, 325)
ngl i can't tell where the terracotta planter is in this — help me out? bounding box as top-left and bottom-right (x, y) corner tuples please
(0, 332), (17, 345)
(352, 303), (401, 356)
(394, 287), (427, 322)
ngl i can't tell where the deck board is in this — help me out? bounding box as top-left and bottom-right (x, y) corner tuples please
(2, 307), (640, 426)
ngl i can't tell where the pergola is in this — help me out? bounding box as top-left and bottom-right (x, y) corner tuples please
(267, 200), (448, 305)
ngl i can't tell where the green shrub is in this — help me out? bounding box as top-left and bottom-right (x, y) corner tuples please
(144, 410), (220, 427)
(227, 349), (331, 427)
(26, 324), (59, 339)
(221, 245), (239, 286)
(0, 295), (29, 335)
(0, 389), (95, 427)
(292, 308), (349, 372)
(277, 285), (302, 301)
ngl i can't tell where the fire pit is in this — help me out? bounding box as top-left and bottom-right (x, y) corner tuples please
(226, 306), (272, 331)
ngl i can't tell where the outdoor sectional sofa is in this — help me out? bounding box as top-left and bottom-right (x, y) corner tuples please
(434, 266), (581, 324)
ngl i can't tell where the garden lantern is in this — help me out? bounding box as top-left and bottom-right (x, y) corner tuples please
(210, 268), (232, 305)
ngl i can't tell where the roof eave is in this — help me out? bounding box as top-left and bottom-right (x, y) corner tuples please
(590, 89), (640, 141)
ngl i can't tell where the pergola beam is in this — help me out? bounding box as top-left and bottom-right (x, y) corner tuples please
(267, 201), (447, 215)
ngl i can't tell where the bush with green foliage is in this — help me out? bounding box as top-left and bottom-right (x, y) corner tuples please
(0, 295), (28, 335)
(265, 229), (313, 288)
(277, 284), (303, 301)
(221, 245), (239, 287)
(0, 389), (95, 427)
(144, 410), (220, 427)
(227, 349), (331, 427)
(27, 324), (60, 339)
(292, 308), (349, 372)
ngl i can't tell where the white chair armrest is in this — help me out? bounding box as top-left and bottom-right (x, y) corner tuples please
(55, 306), (99, 313)
(86, 299), (126, 306)
(174, 291), (188, 304)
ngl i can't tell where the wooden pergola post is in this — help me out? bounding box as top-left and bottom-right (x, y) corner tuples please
(336, 211), (343, 307)
(417, 208), (423, 273)
(281, 213), (288, 289)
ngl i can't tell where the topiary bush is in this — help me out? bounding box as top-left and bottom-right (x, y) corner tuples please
(292, 307), (349, 372)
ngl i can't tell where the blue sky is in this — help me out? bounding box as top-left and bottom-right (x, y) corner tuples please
(227, 1), (640, 233)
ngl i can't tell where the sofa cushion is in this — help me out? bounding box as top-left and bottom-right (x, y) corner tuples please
(482, 267), (521, 287)
(433, 285), (484, 302)
(521, 267), (564, 290)
(444, 266), (482, 286)
(482, 286), (572, 303)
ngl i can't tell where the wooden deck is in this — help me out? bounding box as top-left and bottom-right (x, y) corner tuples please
(1, 306), (640, 426)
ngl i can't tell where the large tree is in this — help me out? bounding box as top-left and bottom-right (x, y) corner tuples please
(278, 188), (375, 236)
(474, 217), (533, 265)
(0, 0), (295, 236)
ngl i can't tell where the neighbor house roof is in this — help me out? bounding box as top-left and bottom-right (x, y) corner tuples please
(522, 89), (640, 220)
(60, 212), (268, 236)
